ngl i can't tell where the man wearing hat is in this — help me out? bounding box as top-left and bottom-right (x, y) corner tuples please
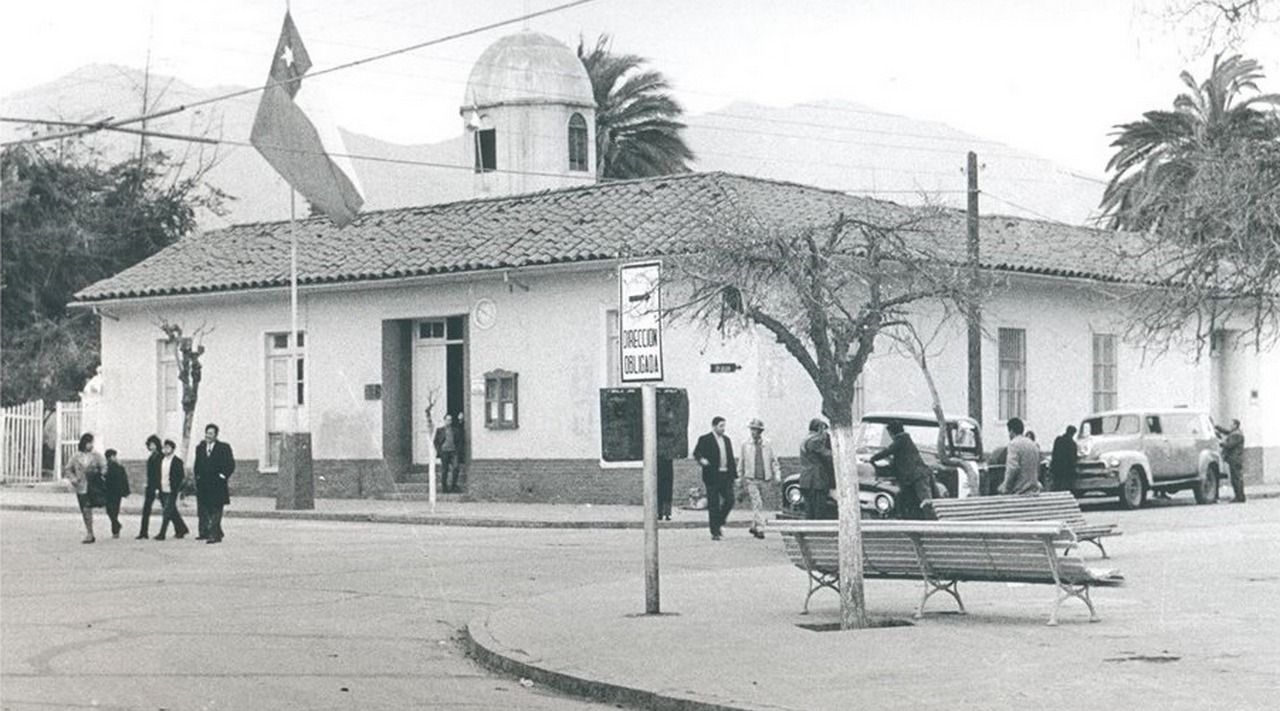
(738, 418), (782, 538)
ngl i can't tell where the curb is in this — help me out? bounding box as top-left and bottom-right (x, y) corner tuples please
(463, 618), (747, 711)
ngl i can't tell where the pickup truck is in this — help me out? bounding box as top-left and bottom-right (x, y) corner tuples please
(1070, 409), (1222, 509)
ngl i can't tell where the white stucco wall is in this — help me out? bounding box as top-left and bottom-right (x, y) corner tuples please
(94, 266), (1268, 476)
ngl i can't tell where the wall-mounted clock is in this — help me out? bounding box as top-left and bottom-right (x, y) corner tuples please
(473, 298), (498, 330)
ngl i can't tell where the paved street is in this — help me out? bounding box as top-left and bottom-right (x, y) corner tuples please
(2, 490), (1279, 710)
(0, 504), (777, 710)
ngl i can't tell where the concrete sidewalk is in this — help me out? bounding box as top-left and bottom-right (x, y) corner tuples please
(0, 483), (735, 529)
(5, 482), (1278, 711)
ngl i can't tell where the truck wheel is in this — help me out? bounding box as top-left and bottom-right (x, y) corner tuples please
(1194, 465), (1220, 505)
(1119, 468), (1147, 510)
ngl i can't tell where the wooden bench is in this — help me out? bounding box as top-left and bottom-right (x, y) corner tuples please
(769, 519), (1124, 626)
(928, 491), (1122, 558)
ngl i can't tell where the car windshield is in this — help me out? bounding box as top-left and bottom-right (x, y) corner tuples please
(1080, 414), (1140, 436)
(856, 422), (942, 457)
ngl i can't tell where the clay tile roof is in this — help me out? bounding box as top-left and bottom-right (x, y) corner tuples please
(74, 171), (1133, 303)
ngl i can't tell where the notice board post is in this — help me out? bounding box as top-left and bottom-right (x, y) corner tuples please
(620, 261), (664, 614)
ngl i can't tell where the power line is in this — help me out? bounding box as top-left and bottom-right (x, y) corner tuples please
(0, 0), (604, 148)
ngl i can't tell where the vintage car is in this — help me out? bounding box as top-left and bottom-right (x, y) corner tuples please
(1070, 409), (1222, 509)
(782, 412), (990, 518)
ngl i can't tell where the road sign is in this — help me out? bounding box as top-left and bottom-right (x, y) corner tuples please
(619, 261), (664, 382)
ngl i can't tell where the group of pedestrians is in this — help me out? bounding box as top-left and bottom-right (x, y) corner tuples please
(692, 416), (782, 540)
(64, 423), (235, 544)
(690, 414), (939, 539)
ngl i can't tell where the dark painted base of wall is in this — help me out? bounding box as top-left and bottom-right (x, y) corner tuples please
(120, 457), (800, 507)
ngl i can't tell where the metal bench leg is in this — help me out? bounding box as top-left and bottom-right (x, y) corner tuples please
(804, 570), (838, 614)
(916, 578), (965, 619)
(1087, 538), (1109, 559)
(1050, 583), (1099, 626)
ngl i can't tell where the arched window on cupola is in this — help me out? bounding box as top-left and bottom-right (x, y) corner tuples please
(568, 113), (589, 172)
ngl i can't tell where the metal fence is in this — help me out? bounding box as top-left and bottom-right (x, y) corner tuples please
(2, 400), (45, 483)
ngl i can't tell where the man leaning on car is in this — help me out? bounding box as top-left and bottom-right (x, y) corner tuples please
(999, 417), (1042, 495)
(869, 420), (934, 519)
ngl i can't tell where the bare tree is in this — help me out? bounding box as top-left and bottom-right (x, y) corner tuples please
(1156, 0), (1278, 50)
(666, 203), (980, 629)
(1109, 138), (1280, 356)
(1100, 54), (1280, 356)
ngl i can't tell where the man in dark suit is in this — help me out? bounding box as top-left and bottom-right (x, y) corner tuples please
(692, 416), (736, 540)
(194, 423), (236, 544)
(1049, 425), (1079, 492)
(156, 439), (189, 540)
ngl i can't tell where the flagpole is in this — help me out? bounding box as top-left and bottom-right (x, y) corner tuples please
(290, 189), (299, 435)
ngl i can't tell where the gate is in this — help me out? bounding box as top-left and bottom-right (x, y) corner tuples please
(54, 401), (84, 478)
(2, 400), (45, 483)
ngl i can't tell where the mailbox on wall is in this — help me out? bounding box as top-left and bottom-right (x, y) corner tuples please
(599, 387), (689, 462)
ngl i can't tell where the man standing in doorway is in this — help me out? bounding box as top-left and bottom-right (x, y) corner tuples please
(693, 416), (736, 540)
(434, 414), (462, 493)
(1217, 418), (1246, 503)
(738, 418), (781, 539)
(194, 423), (236, 544)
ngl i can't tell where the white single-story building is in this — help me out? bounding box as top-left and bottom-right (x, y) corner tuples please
(73, 169), (1277, 502)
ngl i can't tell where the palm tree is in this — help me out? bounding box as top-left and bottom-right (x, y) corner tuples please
(577, 34), (694, 179)
(1100, 53), (1280, 231)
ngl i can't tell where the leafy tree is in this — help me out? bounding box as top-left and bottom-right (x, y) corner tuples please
(577, 34), (695, 179)
(0, 139), (225, 407)
(1099, 54), (1280, 352)
(1101, 54), (1280, 229)
(667, 204), (980, 629)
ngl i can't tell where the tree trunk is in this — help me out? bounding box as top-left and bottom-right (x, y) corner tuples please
(181, 409), (194, 462)
(831, 421), (870, 630)
(907, 335), (974, 496)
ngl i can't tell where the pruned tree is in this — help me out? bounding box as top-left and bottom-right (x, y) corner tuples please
(157, 320), (210, 459)
(666, 203), (981, 629)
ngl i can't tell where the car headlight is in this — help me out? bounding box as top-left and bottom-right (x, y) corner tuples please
(786, 487), (803, 505)
(874, 494), (893, 512)
(1106, 456), (1121, 468)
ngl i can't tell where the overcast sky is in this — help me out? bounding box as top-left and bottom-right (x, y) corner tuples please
(4, 0), (1280, 177)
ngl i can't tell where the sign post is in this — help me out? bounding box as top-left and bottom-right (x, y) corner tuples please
(620, 261), (664, 614)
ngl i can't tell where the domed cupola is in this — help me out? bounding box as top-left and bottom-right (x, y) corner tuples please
(460, 32), (597, 196)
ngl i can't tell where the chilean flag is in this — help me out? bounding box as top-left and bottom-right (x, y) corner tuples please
(250, 12), (364, 227)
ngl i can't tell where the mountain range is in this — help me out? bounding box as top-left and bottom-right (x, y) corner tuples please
(2, 64), (1107, 229)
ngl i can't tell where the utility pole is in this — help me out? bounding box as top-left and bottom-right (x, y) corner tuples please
(967, 152), (983, 425)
